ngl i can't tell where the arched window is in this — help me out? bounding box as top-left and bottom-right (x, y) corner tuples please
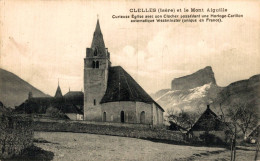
(103, 112), (106, 122)
(140, 111), (145, 124)
(120, 111), (125, 123)
(94, 48), (98, 56)
(96, 61), (99, 68)
(92, 61), (95, 68)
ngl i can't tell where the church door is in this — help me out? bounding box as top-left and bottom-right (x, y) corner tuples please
(103, 112), (106, 122)
(140, 111), (145, 124)
(121, 111), (125, 123)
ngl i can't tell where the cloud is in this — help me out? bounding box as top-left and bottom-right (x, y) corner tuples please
(1, 1), (259, 95)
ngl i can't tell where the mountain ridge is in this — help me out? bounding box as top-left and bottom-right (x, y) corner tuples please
(171, 66), (217, 90)
(0, 68), (49, 108)
(152, 66), (259, 114)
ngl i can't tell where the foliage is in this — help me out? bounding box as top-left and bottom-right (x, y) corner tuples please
(167, 108), (198, 129)
(226, 102), (258, 139)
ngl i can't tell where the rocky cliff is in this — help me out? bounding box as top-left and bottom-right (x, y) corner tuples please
(153, 66), (259, 115)
(171, 66), (216, 90)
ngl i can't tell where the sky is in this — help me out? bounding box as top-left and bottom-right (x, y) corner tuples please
(0, 0), (259, 96)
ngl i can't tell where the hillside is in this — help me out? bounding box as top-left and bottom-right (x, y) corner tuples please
(0, 68), (49, 108)
(211, 74), (260, 114)
(152, 66), (259, 115)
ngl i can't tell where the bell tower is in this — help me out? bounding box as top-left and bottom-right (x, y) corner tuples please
(84, 19), (111, 121)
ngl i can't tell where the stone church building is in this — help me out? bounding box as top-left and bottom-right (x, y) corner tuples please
(84, 19), (164, 126)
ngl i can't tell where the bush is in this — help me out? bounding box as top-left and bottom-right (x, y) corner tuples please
(199, 132), (225, 145)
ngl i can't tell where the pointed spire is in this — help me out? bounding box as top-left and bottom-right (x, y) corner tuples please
(91, 18), (106, 53)
(54, 80), (62, 97)
(94, 15), (101, 34)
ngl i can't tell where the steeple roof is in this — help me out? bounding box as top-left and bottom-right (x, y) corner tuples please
(91, 19), (106, 53)
(54, 84), (62, 98)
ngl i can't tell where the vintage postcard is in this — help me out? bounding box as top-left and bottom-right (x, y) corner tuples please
(0, 0), (259, 160)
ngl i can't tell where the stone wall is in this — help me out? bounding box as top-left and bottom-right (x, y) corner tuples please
(33, 120), (185, 143)
(102, 102), (141, 123)
(101, 101), (164, 126)
(136, 102), (153, 124)
(0, 115), (33, 159)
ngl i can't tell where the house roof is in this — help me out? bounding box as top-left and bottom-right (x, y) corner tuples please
(14, 95), (83, 114)
(100, 66), (164, 112)
(58, 103), (83, 114)
(190, 106), (223, 131)
(64, 91), (84, 98)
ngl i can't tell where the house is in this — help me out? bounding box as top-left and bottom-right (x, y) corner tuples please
(15, 85), (83, 120)
(83, 19), (164, 126)
(247, 125), (259, 144)
(187, 105), (226, 144)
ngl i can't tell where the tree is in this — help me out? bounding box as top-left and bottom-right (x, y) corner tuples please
(227, 102), (258, 140)
(167, 108), (198, 129)
(219, 102), (259, 161)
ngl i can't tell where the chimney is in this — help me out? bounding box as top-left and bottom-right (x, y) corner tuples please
(207, 104), (210, 109)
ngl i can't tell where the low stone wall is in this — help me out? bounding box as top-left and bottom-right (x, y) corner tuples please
(189, 131), (228, 145)
(33, 120), (185, 142)
(0, 115), (34, 159)
(34, 118), (151, 129)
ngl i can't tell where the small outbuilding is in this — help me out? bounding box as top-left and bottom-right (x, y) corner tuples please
(187, 105), (226, 144)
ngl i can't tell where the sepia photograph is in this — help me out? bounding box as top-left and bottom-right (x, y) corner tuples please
(0, 0), (259, 160)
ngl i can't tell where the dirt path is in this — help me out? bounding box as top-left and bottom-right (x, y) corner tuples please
(34, 132), (254, 161)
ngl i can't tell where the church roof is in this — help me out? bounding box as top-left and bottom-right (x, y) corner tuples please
(91, 19), (106, 53)
(100, 66), (164, 112)
(54, 85), (62, 97)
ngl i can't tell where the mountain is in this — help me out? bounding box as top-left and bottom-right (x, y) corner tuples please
(152, 66), (259, 115)
(212, 74), (260, 114)
(153, 66), (222, 114)
(171, 66), (216, 90)
(0, 68), (49, 108)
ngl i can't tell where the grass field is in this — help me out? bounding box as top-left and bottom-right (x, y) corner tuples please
(33, 132), (257, 161)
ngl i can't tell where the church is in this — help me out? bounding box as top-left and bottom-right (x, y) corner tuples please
(84, 19), (164, 126)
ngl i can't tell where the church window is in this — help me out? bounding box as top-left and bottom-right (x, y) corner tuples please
(96, 61), (99, 68)
(92, 61), (95, 68)
(120, 111), (125, 123)
(140, 111), (145, 124)
(94, 99), (96, 105)
(94, 48), (98, 56)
